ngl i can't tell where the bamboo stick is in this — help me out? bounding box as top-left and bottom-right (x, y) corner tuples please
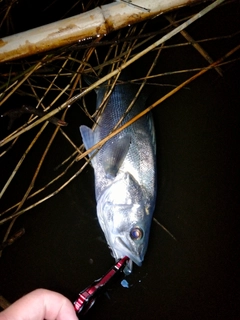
(0, 0), (202, 62)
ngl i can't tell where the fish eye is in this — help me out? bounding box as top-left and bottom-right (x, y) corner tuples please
(130, 227), (143, 240)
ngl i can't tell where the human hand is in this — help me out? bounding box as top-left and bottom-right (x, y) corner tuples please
(0, 288), (78, 320)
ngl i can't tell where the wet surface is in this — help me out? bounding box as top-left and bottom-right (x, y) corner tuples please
(0, 1), (240, 319)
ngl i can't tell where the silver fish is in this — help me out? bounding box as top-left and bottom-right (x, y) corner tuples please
(80, 78), (156, 270)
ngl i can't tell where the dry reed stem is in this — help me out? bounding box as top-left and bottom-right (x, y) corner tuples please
(0, 40), (129, 218)
(0, 37), (102, 246)
(0, 122), (48, 199)
(0, 58), (47, 107)
(36, 56), (70, 109)
(0, 159), (90, 225)
(0, 0), (237, 237)
(0, 43), (238, 226)
(153, 218), (177, 241)
(76, 43), (240, 162)
(16, 125), (59, 210)
(111, 43), (163, 134)
(0, 0), (225, 148)
(0, 136), (18, 157)
(165, 15), (223, 76)
(0, 121), (49, 255)
(1, 123), (61, 243)
(0, 148), (83, 218)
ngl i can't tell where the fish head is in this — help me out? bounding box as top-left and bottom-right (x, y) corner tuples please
(96, 172), (152, 269)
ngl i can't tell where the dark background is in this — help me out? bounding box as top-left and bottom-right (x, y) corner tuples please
(0, 1), (239, 319)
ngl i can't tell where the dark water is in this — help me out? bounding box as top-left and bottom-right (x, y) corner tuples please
(0, 1), (240, 319)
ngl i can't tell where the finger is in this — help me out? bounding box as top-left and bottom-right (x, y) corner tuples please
(0, 289), (78, 320)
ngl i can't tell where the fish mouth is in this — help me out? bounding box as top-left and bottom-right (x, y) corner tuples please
(113, 236), (143, 267)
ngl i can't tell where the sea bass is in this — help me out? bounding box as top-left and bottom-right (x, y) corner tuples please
(80, 77), (156, 269)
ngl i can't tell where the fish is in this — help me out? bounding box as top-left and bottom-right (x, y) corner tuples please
(80, 75), (156, 270)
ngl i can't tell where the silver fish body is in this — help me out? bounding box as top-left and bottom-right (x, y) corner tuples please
(80, 80), (156, 268)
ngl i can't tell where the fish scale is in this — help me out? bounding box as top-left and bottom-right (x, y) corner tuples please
(80, 79), (156, 270)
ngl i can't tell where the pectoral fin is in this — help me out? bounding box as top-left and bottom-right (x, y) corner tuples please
(103, 135), (131, 177)
(80, 125), (96, 160)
